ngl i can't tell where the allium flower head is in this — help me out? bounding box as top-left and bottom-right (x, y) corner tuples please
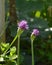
(18, 20), (29, 30)
(32, 29), (39, 36)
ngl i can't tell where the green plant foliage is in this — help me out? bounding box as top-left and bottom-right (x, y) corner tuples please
(0, 43), (9, 52)
(0, 42), (24, 65)
(10, 46), (16, 56)
(35, 11), (41, 18)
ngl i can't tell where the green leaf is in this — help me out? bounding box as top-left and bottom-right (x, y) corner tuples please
(1, 43), (9, 48)
(1, 47), (5, 52)
(9, 55), (17, 60)
(1, 43), (9, 52)
(10, 46), (16, 56)
(35, 10), (41, 18)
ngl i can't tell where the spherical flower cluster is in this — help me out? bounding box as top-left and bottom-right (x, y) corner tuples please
(18, 20), (29, 30)
(32, 29), (39, 36)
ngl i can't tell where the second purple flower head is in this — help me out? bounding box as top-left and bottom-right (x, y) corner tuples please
(32, 29), (39, 36)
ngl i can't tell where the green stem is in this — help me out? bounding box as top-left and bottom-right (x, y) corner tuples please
(31, 40), (34, 65)
(17, 36), (20, 65)
(3, 34), (18, 56)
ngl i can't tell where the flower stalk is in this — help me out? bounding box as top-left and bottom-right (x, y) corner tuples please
(31, 39), (34, 65)
(17, 35), (20, 65)
(17, 20), (29, 65)
(31, 29), (39, 65)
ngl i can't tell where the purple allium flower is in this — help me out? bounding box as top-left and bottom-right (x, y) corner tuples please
(32, 29), (39, 36)
(18, 20), (29, 30)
